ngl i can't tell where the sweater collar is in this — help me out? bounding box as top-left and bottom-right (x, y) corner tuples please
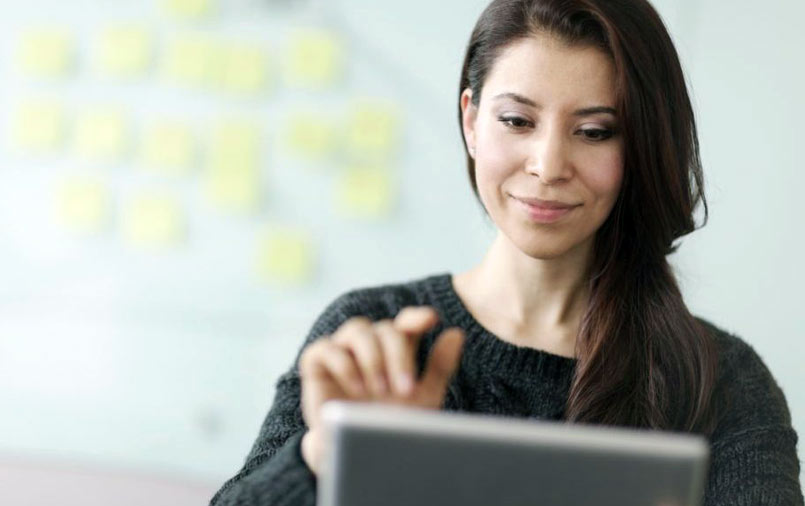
(422, 272), (577, 387)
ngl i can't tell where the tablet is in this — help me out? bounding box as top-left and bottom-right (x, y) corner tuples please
(316, 400), (710, 506)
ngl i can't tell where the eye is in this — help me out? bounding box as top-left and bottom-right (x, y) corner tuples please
(498, 115), (534, 129)
(579, 128), (615, 142)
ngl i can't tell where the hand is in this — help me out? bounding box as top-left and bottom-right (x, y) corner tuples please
(298, 306), (465, 474)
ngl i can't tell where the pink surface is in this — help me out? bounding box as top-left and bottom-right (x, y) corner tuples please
(0, 456), (219, 506)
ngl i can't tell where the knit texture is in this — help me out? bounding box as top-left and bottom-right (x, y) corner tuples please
(210, 272), (803, 505)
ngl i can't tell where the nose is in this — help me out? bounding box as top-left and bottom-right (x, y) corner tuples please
(524, 128), (572, 183)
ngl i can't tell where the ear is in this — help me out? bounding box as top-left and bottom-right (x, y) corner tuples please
(460, 88), (478, 158)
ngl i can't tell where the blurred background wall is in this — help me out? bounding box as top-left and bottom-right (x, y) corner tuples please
(0, 0), (802, 502)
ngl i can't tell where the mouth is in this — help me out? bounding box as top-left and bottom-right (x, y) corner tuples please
(509, 194), (581, 210)
(509, 194), (580, 224)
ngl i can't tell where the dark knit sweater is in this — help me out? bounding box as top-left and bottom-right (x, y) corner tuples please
(210, 272), (803, 506)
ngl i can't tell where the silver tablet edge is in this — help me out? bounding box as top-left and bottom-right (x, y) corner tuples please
(320, 400), (710, 459)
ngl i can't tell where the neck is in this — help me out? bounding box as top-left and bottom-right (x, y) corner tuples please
(467, 231), (592, 335)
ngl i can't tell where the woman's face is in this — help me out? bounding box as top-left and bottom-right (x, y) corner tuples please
(461, 34), (624, 260)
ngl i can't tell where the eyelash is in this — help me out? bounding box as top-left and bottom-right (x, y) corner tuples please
(497, 116), (616, 142)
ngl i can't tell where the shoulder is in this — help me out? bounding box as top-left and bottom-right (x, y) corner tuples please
(694, 316), (761, 371)
(693, 316), (795, 442)
(303, 272), (449, 341)
(695, 316), (783, 392)
(322, 271), (449, 320)
(335, 271), (448, 313)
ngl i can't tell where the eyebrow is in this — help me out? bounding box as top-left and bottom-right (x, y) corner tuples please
(493, 92), (617, 117)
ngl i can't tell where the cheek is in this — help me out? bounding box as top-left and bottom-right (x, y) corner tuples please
(474, 122), (521, 188)
(581, 150), (624, 204)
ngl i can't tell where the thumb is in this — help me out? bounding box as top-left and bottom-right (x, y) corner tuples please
(418, 327), (465, 405)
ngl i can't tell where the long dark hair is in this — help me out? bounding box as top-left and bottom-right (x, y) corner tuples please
(458, 0), (721, 435)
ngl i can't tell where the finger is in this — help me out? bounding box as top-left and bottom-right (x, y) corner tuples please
(301, 429), (320, 475)
(418, 327), (465, 406)
(393, 306), (439, 338)
(331, 316), (373, 342)
(333, 325), (390, 398)
(299, 340), (345, 429)
(299, 339), (331, 381)
(374, 320), (416, 397)
(330, 316), (387, 396)
(309, 339), (367, 400)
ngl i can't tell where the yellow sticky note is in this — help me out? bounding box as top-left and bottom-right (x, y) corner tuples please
(217, 44), (269, 95)
(18, 28), (74, 78)
(204, 121), (261, 212)
(74, 108), (128, 161)
(141, 121), (195, 175)
(256, 227), (315, 285)
(122, 193), (185, 247)
(335, 167), (394, 218)
(56, 178), (110, 234)
(96, 25), (153, 77)
(346, 101), (400, 161)
(11, 100), (66, 153)
(284, 29), (344, 89)
(284, 112), (337, 160)
(163, 33), (219, 88)
(162, 0), (216, 19)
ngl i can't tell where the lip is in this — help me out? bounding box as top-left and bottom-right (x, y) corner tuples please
(511, 195), (580, 223)
(511, 195), (579, 209)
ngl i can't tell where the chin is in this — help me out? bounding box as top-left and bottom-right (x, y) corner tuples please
(504, 221), (597, 260)
(510, 234), (576, 260)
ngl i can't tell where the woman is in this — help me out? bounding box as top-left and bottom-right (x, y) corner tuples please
(211, 0), (803, 504)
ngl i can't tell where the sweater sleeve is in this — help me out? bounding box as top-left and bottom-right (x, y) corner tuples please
(209, 290), (378, 506)
(703, 340), (803, 506)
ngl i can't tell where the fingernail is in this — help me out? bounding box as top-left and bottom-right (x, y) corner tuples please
(353, 380), (366, 395)
(398, 374), (414, 395)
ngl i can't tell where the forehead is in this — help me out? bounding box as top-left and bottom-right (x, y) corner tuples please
(482, 34), (617, 109)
